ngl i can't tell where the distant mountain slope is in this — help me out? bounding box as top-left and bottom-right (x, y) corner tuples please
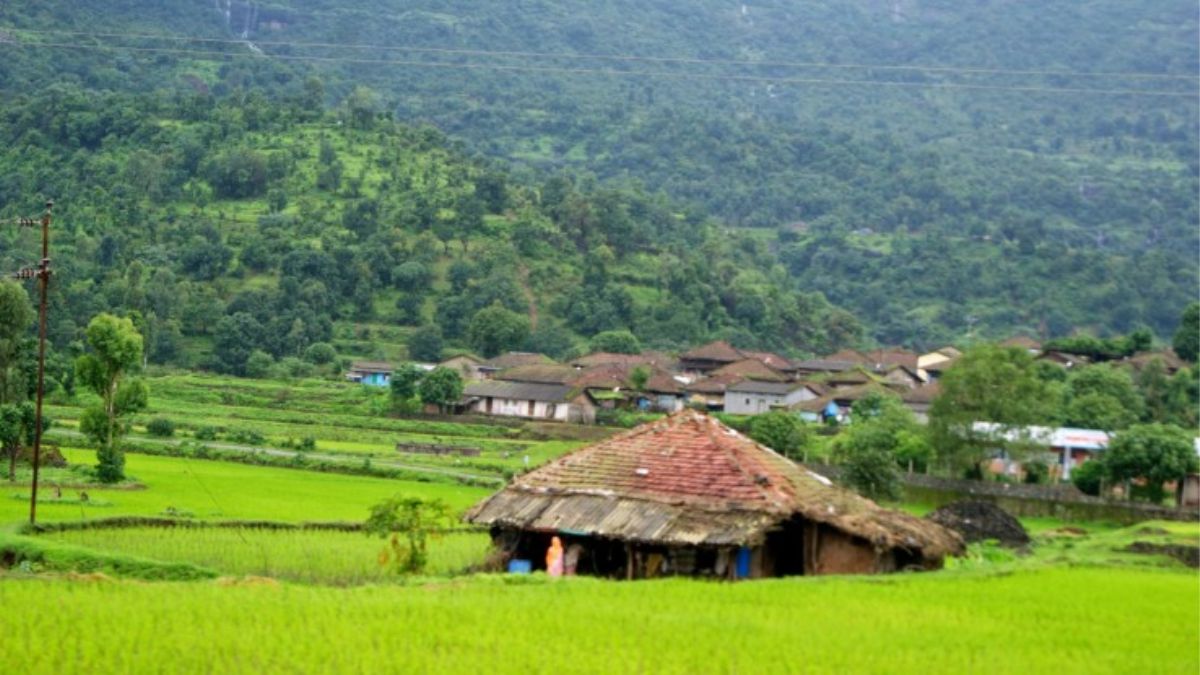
(0, 0), (1196, 345)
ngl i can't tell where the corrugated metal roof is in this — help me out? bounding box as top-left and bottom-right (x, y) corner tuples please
(726, 380), (807, 395)
(463, 380), (574, 402)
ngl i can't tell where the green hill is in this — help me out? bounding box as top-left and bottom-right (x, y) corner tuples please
(0, 0), (1196, 346)
(0, 87), (858, 371)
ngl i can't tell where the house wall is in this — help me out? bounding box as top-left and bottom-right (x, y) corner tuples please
(725, 393), (784, 415)
(469, 397), (576, 421)
(725, 388), (817, 415)
(358, 372), (390, 387)
(812, 526), (883, 575)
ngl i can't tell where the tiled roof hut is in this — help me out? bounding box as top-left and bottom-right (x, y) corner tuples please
(465, 410), (961, 579)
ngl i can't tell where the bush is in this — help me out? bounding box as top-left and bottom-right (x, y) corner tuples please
(146, 418), (176, 438)
(1023, 460), (1049, 485)
(227, 429), (266, 446)
(245, 350), (274, 379)
(194, 426), (220, 441)
(273, 357), (315, 379)
(747, 412), (807, 459)
(303, 342), (337, 365)
(1070, 460), (1104, 496)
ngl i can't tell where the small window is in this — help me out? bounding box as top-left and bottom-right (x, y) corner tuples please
(745, 398), (751, 405)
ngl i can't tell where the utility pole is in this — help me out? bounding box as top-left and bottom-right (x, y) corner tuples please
(10, 201), (52, 524)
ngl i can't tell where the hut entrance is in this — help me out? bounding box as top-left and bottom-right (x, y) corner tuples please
(765, 517), (810, 576)
(493, 529), (630, 577)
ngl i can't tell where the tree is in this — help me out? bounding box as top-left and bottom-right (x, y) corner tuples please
(303, 342), (337, 365)
(832, 392), (927, 499)
(1173, 302), (1199, 363)
(1101, 424), (1198, 503)
(407, 325), (445, 363)
(75, 314), (148, 483)
(466, 303), (530, 358)
(418, 366), (464, 414)
(245, 350), (274, 379)
(1063, 364), (1143, 431)
(0, 402), (36, 481)
(213, 312), (264, 376)
(390, 363), (425, 401)
(0, 280), (34, 405)
(747, 411), (807, 460)
(928, 345), (1060, 474)
(365, 495), (453, 574)
(852, 391), (935, 473)
(588, 330), (642, 355)
(629, 366), (650, 392)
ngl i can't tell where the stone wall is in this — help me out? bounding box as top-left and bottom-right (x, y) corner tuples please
(805, 464), (1199, 524)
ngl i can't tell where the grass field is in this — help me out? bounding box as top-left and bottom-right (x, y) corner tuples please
(0, 449), (490, 525)
(42, 372), (589, 481)
(3, 374), (1198, 673)
(1, 567), (1195, 674)
(42, 527), (491, 584)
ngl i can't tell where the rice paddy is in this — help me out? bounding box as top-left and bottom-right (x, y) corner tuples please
(2, 373), (1197, 673)
(42, 527), (491, 584)
(2, 567), (1195, 674)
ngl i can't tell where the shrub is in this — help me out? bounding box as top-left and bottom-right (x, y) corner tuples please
(304, 342), (337, 365)
(194, 426), (220, 441)
(146, 418), (176, 438)
(1070, 460), (1104, 496)
(245, 350), (274, 379)
(1023, 460), (1049, 485)
(747, 412), (807, 459)
(227, 430), (266, 446)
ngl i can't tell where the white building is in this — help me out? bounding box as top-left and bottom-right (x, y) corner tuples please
(723, 380), (820, 415)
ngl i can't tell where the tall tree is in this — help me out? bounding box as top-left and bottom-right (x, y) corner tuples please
(1063, 364), (1143, 431)
(76, 314), (148, 483)
(466, 303), (530, 358)
(1173, 302), (1199, 363)
(0, 281), (35, 405)
(929, 345), (1060, 474)
(418, 367), (464, 414)
(1102, 424), (1198, 503)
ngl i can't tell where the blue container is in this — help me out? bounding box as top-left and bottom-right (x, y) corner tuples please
(735, 547), (752, 579)
(508, 559), (532, 574)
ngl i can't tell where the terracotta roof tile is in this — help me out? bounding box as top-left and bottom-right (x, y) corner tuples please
(680, 340), (745, 364)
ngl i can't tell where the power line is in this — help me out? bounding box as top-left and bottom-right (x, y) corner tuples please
(13, 27), (1199, 82)
(9, 41), (1197, 99)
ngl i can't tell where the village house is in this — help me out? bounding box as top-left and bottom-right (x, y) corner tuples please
(679, 341), (793, 378)
(921, 356), (959, 382)
(438, 354), (486, 381)
(477, 352), (557, 379)
(344, 361), (393, 387)
(724, 380), (822, 415)
(791, 358), (858, 378)
(678, 341), (750, 375)
(465, 411), (962, 579)
(1000, 335), (1043, 355)
(461, 380), (596, 423)
(917, 346), (961, 381)
(793, 383), (906, 423)
(1123, 350), (1187, 376)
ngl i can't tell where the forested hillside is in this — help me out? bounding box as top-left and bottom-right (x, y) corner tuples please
(0, 87), (860, 376)
(0, 0), (1197, 345)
